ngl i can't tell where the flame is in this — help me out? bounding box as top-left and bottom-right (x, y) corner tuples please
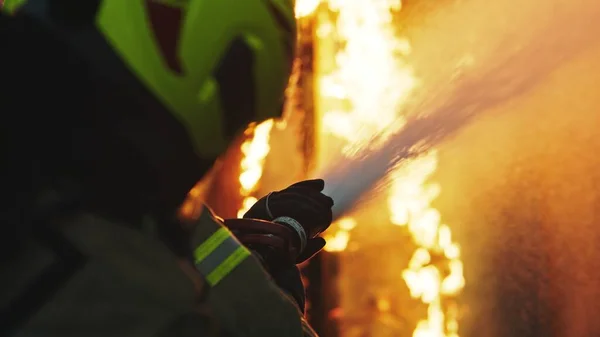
(313, 0), (417, 252)
(390, 151), (465, 337)
(295, 0), (321, 18)
(299, 0), (465, 336)
(236, 120), (274, 217)
(323, 217), (356, 252)
(316, 0), (415, 155)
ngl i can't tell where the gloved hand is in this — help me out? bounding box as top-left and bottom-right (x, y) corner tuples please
(243, 179), (334, 264)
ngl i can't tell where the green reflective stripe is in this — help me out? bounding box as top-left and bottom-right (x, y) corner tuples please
(196, 236), (239, 277)
(205, 246), (251, 286)
(193, 227), (251, 287)
(193, 227), (230, 263)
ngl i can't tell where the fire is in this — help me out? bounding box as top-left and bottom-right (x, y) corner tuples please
(315, 0), (415, 155)
(390, 151), (465, 337)
(323, 217), (356, 252)
(236, 120), (275, 217)
(299, 0), (465, 337)
(295, 0), (321, 18)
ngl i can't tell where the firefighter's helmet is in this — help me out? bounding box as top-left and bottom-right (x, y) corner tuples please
(97, 0), (296, 158)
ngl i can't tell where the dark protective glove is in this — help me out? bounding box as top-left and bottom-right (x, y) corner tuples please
(270, 265), (307, 313)
(243, 179), (334, 264)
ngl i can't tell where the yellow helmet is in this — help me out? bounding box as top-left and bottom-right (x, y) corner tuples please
(97, 0), (296, 158)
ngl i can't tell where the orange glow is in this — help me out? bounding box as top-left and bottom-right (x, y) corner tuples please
(323, 217), (356, 252)
(237, 120), (274, 217)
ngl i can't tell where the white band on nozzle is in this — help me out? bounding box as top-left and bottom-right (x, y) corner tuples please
(273, 216), (307, 253)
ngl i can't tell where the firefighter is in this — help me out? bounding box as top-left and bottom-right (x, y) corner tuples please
(0, 0), (333, 336)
